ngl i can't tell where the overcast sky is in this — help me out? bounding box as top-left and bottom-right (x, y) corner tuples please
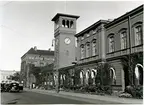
(0, 1), (143, 71)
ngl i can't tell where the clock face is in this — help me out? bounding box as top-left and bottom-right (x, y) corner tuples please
(64, 38), (71, 44)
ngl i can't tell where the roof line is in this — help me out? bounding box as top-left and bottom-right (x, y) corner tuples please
(51, 13), (80, 21)
(75, 20), (109, 37)
(105, 5), (143, 28)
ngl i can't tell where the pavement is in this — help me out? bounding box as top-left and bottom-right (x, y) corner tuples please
(24, 88), (143, 104)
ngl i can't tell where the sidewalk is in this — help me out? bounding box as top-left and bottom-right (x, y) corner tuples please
(24, 88), (143, 104)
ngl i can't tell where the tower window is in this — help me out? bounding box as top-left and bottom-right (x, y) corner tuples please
(66, 20), (69, 28)
(62, 20), (65, 27)
(70, 21), (74, 28)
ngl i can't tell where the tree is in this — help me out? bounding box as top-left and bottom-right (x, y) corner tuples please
(30, 63), (54, 86)
(7, 72), (20, 81)
(120, 52), (143, 86)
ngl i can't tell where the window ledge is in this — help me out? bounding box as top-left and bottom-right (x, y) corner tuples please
(80, 55), (98, 61)
(132, 44), (143, 48)
(119, 48), (128, 51)
(107, 52), (115, 54)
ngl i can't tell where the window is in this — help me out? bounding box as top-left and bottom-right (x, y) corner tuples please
(55, 20), (59, 29)
(92, 39), (97, 56)
(92, 29), (96, 34)
(108, 35), (114, 52)
(80, 45), (85, 59)
(62, 20), (65, 27)
(85, 70), (90, 85)
(81, 35), (84, 40)
(135, 25), (142, 45)
(66, 20), (69, 28)
(120, 30), (127, 49)
(86, 33), (90, 37)
(86, 43), (90, 58)
(70, 21), (74, 28)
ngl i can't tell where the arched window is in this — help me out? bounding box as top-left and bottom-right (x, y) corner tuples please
(62, 20), (65, 27)
(60, 74), (63, 85)
(92, 39), (96, 56)
(91, 69), (97, 85)
(70, 21), (74, 28)
(135, 25), (143, 45)
(80, 44), (85, 59)
(110, 67), (116, 85)
(86, 42), (90, 58)
(108, 34), (114, 52)
(132, 22), (143, 46)
(80, 70), (84, 85)
(66, 20), (69, 28)
(119, 29), (127, 49)
(85, 70), (90, 85)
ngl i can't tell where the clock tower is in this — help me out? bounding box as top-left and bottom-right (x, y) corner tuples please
(52, 13), (79, 70)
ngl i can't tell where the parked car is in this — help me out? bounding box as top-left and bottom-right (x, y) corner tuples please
(9, 82), (20, 92)
(8, 81), (23, 92)
(1, 82), (6, 92)
(19, 83), (23, 91)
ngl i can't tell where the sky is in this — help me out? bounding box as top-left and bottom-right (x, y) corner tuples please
(0, 1), (143, 71)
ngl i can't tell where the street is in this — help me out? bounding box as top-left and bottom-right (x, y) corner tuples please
(1, 90), (116, 104)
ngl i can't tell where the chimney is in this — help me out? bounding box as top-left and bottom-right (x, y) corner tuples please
(34, 46), (37, 51)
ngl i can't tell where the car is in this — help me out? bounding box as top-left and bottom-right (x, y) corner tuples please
(1, 83), (6, 92)
(9, 82), (20, 92)
(19, 83), (23, 91)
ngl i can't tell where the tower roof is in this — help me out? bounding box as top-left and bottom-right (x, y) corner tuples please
(51, 13), (79, 21)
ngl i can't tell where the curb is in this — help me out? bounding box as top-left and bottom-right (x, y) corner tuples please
(24, 88), (143, 104)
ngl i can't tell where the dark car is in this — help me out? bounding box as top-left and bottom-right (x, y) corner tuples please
(1, 83), (6, 92)
(19, 83), (23, 91)
(9, 82), (20, 92)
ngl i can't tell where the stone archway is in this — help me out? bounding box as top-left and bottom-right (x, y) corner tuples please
(85, 70), (90, 85)
(91, 69), (97, 85)
(80, 70), (84, 85)
(135, 63), (143, 85)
